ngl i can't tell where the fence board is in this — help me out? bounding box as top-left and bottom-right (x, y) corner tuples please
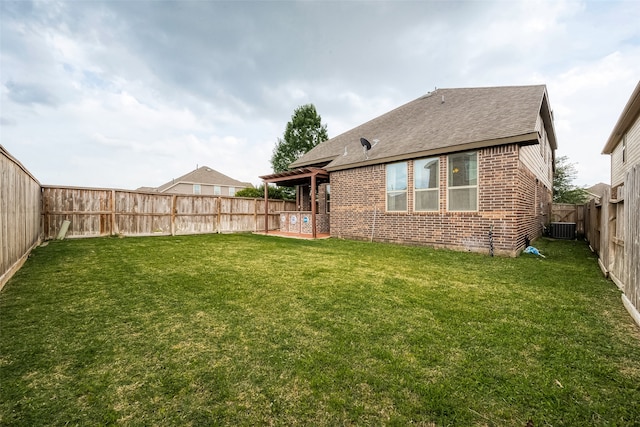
(584, 200), (596, 251)
(600, 189), (611, 279)
(1, 146), (41, 290)
(624, 165), (639, 311)
(609, 195), (625, 289)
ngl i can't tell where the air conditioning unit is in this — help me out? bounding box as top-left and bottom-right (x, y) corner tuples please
(550, 222), (576, 240)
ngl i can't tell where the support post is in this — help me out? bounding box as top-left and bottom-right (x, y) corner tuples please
(311, 173), (317, 238)
(111, 190), (116, 236)
(264, 182), (269, 234)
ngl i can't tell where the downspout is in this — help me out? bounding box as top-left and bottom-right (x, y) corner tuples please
(370, 207), (377, 242)
(489, 223), (494, 257)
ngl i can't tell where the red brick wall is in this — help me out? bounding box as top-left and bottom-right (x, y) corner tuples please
(330, 144), (551, 256)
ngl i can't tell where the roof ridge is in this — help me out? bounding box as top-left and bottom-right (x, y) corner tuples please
(436, 84), (546, 91)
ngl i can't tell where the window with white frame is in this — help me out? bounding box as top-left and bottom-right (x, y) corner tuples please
(213, 185), (221, 195)
(414, 157), (439, 211)
(229, 187), (236, 196)
(448, 151), (478, 211)
(193, 184), (201, 195)
(386, 162), (408, 211)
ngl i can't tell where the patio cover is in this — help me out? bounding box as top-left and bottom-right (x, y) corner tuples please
(259, 167), (330, 238)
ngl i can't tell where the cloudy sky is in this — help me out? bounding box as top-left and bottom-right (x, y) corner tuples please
(1, 0), (639, 189)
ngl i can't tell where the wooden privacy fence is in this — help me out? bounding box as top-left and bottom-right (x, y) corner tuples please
(1, 146), (41, 290)
(584, 164), (640, 324)
(41, 186), (296, 240)
(623, 165), (639, 318)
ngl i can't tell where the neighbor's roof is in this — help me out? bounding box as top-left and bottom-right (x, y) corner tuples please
(602, 80), (640, 155)
(156, 166), (250, 192)
(586, 182), (610, 198)
(290, 85), (556, 171)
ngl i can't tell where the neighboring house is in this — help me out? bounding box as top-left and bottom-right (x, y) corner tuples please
(602, 81), (640, 199)
(143, 166), (251, 196)
(600, 80), (640, 326)
(285, 85), (557, 256)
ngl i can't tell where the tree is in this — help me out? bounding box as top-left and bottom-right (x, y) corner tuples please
(553, 155), (589, 204)
(271, 104), (328, 173)
(235, 184), (293, 200)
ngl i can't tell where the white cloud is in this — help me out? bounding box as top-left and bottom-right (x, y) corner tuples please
(547, 49), (640, 186)
(1, 0), (639, 192)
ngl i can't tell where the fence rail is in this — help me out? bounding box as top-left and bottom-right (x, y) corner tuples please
(41, 186), (296, 240)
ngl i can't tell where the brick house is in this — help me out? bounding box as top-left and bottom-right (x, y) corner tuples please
(285, 85), (557, 256)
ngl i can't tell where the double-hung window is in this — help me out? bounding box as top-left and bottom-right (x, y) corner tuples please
(193, 184), (201, 195)
(414, 157), (439, 211)
(448, 151), (478, 211)
(386, 162), (408, 211)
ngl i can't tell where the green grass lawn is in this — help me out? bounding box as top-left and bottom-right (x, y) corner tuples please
(1, 234), (639, 426)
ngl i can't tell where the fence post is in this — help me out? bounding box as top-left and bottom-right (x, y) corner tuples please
(254, 198), (258, 232)
(171, 195), (176, 236)
(216, 197), (221, 233)
(228, 196), (233, 233)
(111, 190), (116, 236)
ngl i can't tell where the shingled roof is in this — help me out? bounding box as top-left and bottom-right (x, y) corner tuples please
(586, 182), (610, 200)
(156, 166), (250, 192)
(290, 85), (556, 171)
